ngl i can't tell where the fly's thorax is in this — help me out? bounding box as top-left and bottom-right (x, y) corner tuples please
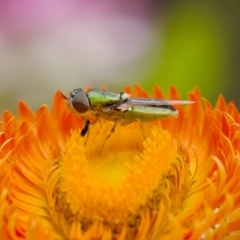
(87, 89), (130, 107)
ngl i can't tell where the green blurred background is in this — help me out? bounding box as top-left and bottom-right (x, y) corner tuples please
(137, 2), (233, 102)
(0, 1), (239, 114)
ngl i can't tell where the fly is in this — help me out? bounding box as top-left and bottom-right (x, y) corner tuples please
(62, 88), (194, 153)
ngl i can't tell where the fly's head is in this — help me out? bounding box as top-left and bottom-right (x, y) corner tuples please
(62, 88), (90, 116)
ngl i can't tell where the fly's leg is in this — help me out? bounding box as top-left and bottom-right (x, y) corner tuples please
(81, 119), (90, 137)
(120, 118), (146, 139)
(136, 118), (146, 139)
(81, 116), (99, 146)
(98, 121), (117, 156)
(80, 117), (91, 146)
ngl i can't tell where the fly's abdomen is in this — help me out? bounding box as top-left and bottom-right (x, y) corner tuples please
(122, 105), (178, 122)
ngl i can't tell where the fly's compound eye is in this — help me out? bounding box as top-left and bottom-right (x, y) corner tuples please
(71, 89), (90, 113)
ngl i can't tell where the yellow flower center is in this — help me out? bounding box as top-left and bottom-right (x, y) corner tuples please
(48, 121), (188, 236)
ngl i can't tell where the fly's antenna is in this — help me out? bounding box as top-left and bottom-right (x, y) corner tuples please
(61, 91), (69, 100)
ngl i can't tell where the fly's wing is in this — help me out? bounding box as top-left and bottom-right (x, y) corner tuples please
(116, 98), (194, 111)
(125, 98), (194, 106)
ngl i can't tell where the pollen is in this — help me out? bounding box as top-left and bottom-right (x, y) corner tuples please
(49, 121), (183, 236)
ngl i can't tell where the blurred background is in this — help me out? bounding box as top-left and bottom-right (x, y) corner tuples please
(0, 1), (239, 114)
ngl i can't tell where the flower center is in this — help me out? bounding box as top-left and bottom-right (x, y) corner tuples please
(49, 121), (186, 236)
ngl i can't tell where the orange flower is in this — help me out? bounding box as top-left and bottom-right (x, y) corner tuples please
(1, 85), (240, 240)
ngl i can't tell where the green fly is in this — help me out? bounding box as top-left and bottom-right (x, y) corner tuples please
(62, 88), (194, 152)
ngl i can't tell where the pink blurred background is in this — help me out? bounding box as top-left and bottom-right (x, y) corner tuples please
(0, 1), (239, 113)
